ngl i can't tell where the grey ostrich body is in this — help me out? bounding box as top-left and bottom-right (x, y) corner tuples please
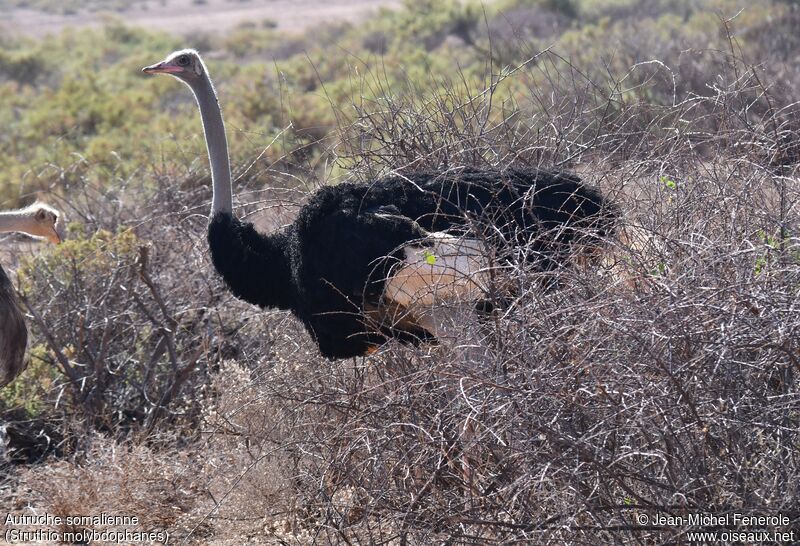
(145, 50), (616, 358)
(0, 265), (27, 386)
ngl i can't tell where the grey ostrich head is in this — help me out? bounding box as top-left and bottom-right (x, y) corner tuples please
(142, 49), (208, 85)
(23, 203), (64, 245)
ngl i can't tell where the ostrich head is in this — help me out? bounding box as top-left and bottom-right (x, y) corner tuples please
(22, 203), (65, 244)
(142, 49), (207, 84)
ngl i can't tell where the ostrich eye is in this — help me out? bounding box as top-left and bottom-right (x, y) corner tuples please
(177, 55), (190, 67)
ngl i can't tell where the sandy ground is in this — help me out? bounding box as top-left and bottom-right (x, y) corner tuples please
(0, 0), (401, 38)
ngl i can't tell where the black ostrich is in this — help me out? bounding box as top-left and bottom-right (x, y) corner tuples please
(143, 50), (616, 359)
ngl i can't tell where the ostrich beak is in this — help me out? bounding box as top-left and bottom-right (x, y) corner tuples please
(44, 228), (62, 245)
(51, 214), (66, 244)
(142, 62), (182, 75)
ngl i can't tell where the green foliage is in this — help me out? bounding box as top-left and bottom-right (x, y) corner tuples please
(18, 228), (139, 291)
(0, 0), (789, 205)
(495, 0), (579, 18)
(754, 230), (782, 276)
(0, 348), (59, 417)
(0, 48), (48, 84)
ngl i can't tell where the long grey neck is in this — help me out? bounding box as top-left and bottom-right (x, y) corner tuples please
(188, 74), (233, 216)
(0, 211), (35, 236)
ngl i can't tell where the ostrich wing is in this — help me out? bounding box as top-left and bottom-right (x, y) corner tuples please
(294, 208), (435, 357)
(296, 208), (491, 356)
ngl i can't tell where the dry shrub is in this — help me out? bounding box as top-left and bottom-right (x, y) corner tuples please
(8, 435), (203, 538)
(9, 175), (218, 442)
(176, 48), (800, 543)
(4, 24), (800, 546)
(2, 159), (310, 451)
(196, 359), (295, 542)
(5, 359), (298, 544)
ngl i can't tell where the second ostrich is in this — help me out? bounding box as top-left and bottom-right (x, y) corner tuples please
(144, 50), (616, 358)
(0, 203), (64, 386)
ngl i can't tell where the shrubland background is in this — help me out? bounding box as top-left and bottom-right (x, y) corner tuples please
(1, 0), (799, 543)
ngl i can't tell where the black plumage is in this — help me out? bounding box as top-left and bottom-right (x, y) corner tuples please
(208, 168), (615, 358)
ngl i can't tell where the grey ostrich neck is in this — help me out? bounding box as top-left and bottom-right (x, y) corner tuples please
(187, 73), (233, 217)
(0, 211), (35, 235)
